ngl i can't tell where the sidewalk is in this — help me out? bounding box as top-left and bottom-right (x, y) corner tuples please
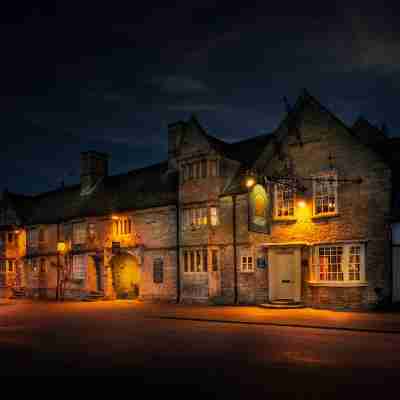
(134, 302), (400, 334)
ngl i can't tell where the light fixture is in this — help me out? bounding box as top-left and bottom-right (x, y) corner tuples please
(111, 215), (119, 220)
(245, 177), (256, 188)
(297, 200), (306, 208)
(57, 241), (66, 253)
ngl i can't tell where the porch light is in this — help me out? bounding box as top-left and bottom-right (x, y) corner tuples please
(244, 170), (257, 189)
(297, 200), (306, 208)
(57, 241), (66, 254)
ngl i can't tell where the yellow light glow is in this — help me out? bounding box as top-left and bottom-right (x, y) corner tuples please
(112, 215), (119, 220)
(14, 230), (20, 234)
(57, 241), (66, 253)
(246, 177), (256, 188)
(297, 200), (306, 208)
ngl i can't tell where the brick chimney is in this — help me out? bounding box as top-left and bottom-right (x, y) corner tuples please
(80, 151), (108, 195)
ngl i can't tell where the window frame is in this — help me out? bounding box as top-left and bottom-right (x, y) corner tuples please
(274, 182), (296, 219)
(240, 253), (254, 273)
(72, 254), (86, 280)
(310, 243), (366, 284)
(28, 228), (39, 248)
(73, 222), (87, 245)
(313, 170), (338, 217)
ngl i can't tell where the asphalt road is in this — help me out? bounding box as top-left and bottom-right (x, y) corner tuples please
(1, 301), (400, 397)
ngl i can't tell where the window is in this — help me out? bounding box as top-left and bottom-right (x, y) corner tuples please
(32, 259), (38, 273)
(203, 249), (208, 272)
(211, 250), (218, 271)
(275, 183), (295, 218)
(28, 228), (38, 248)
(113, 217), (132, 236)
(88, 223), (96, 239)
(349, 246), (361, 281)
(311, 244), (365, 283)
(184, 249), (210, 273)
(189, 164), (194, 180)
(8, 233), (14, 243)
(241, 256), (254, 272)
(184, 251), (189, 272)
(0, 233), (4, 247)
(39, 258), (46, 273)
(73, 223), (87, 244)
(182, 207), (208, 230)
(38, 228), (45, 243)
(8, 260), (14, 272)
(153, 258), (164, 283)
(72, 255), (86, 280)
(313, 171), (338, 216)
(201, 160), (207, 178)
(0, 261), (6, 272)
(210, 160), (218, 177)
(210, 207), (219, 226)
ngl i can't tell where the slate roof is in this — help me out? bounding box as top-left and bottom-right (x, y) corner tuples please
(19, 162), (178, 225)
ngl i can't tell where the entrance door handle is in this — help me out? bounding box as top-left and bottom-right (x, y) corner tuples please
(282, 280), (291, 283)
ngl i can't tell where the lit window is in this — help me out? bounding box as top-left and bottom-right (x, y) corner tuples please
(311, 244), (365, 283)
(202, 208), (207, 225)
(73, 223), (87, 244)
(210, 207), (219, 226)
(241, 256), (254, 272)
(196, 250), (202, 272)
(72, 255), (86, 280)
(275, 183), (295, 218)
(313, 171), (338, 216)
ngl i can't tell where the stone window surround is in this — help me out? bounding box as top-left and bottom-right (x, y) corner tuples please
(312, 170), (339, 217)
(310, 242), (367, 285)
(180, 158), (219, 183)
(182, 248), (219, 273)
(240, 248), (254, 273)
(72, 254), (86, 280)
(274, 182), (296, 220)
(181, 205), (219, 230)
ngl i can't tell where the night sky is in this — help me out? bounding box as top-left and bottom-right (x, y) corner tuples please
(2, 2), (399, 195)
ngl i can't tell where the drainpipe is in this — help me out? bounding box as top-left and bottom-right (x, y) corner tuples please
(176, 198), (181, 303)
(56, 222), (60, 301)
(232, 194), (238, 304)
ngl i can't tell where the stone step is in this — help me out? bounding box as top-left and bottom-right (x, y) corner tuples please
(259, 302), (305, 309)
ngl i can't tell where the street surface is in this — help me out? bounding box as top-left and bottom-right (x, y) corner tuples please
(1, 301), (400, 397)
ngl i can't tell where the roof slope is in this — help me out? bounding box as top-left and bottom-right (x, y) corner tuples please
(25, 162), (178, 225)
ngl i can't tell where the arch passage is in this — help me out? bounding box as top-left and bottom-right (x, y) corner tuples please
(110, 254), (140, 299)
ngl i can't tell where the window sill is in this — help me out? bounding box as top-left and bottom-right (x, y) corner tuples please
(273, 217), (297, 223)
(308, 281), (368, 287)
(240, 270), (255, 274)
(311, 213), (340, 221)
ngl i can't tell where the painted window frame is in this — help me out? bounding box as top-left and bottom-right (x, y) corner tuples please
(72, 254), (87, 280)
(240, 252), (254, 273)
(313, 170), (338, 217)
(310, 243), (366, 283)
(274, 182), (296, 219)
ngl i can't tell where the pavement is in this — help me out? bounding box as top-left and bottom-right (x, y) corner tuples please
(2, 299), (400, 333)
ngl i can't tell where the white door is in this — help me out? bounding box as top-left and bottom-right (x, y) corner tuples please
(276, 252), (295, 300)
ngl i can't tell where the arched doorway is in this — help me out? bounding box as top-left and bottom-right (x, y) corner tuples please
(110, 253), (140, 299)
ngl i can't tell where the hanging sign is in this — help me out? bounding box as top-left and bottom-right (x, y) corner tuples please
(248, 184), (272, 234)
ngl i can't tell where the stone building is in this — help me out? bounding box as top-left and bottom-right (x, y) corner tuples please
(0, 90), (399, 308)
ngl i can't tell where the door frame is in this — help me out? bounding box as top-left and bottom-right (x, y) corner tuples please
(267, 243), (304, 302)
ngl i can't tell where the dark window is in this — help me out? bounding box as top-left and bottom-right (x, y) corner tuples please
(184, 251), (189, 272)
(40, 259), (46, 273)
(124, 220), (128, 234)
(189, 164), (193, 180)
(38, 228), (45, 243)
(153, 258), (164, 283)
(203, 249), (208, 272)
(8, 233), (13, 243)
(212, 250), (219, 271)
(201, 160), (207, 178)
(128, 219), (132, 234)
(190, 252), (195, 272)
(8, 260), (13, 272)
(0, 261), (5, 272)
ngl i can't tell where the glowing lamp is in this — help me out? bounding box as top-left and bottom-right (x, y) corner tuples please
(57, 241), (66, 253)
(111, 215), (119, 220)
(297, 200), (306, 208)
(245, 177), (256, 188)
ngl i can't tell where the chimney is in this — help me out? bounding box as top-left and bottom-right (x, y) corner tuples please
(167, 121), (186, 169)
(80, 151), (109, 195)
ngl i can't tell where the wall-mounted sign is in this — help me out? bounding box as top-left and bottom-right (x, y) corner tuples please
(257, 256), (267, 269)
(248, 184), (272, 234)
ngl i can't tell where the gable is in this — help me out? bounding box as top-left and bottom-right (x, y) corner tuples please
(177, 119), (212, 158)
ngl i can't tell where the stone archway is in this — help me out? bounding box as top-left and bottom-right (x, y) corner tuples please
(110, 253), (140, 299)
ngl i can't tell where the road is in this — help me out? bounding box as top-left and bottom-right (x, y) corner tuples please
(1, 301), (400, 396)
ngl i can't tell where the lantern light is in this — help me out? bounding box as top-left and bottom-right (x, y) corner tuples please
(297, 200), (306, 208)
(57, 241), (66, 253)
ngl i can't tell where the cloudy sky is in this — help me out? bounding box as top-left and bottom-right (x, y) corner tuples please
(1, 1), (399, 194)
